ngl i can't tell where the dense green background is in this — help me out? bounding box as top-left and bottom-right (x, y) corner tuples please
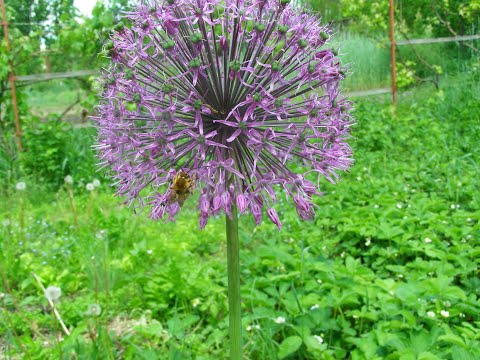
(1, 1), (479, 359)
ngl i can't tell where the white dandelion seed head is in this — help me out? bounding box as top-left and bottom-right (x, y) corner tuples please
(86, 303), (102, 316)
(92, 179), (101, 187)
(424, 237), (432, 243)
(16, 182), (26, 191)
(44, 286), (61, 302)
(86, 183), (95, 191)
(64, 175), (73, 184)
(426, 311), (436, 318)
(147, 249), (153, 255)
(274, 316), (286, 324)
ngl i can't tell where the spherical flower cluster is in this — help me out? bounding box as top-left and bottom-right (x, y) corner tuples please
(95, 0), (354, 229)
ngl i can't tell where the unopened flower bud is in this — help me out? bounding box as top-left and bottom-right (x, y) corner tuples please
(267, 208), (282, 229)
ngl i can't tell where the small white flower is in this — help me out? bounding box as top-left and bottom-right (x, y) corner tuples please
(440, 310), (450, 318)
(274, 316), (286, 324)
(373, 204), (379, 209)
(192, 298), (200, 308)
(0, 292), (5, 298)
(450, 204), (455, 209)
(310, 304), (320, 310)
(396, 203), (402, 209)
(313, 335), (324, 344)
(64, 175), (73, 184)
(467, 218), (472, 222)
(459, 313), (465, 318)
(426, 311), (436, 318)
(86, 303), (102, 316)
(340, 251), (345, 258)
(44, 286), (61, 302)
(92, 179), (101, 187)
(147, 249), (153, 255)
(86, 183), (95, 191)
(424, 238), (432, 243)
(246, 324), (261, 332)
(456, 204), (460, 209)
(365, 238), (371, 246)
(16, 182), (26, 191)
(316, 279), (322, 284)
(397, 274), (404, 278)
(389, 291), (395, 296)
(443, 300), (451, 308)
(356, 176), (362, 181)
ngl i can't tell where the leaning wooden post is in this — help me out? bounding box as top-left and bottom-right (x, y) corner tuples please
(0, 0), (23, 150)
(388, 0), (397, 105)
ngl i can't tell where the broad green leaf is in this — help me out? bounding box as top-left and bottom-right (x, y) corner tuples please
(278, 336), (303, 359)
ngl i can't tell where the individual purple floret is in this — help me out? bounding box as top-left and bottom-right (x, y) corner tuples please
(94, 0), (354, 229)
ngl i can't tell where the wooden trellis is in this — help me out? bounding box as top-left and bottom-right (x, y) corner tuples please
(1, 0), (22, 150)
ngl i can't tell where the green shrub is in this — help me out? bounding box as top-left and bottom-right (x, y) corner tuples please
(19, 116), (97, 189)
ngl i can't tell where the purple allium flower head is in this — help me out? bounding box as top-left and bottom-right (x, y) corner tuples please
(94, 0), (354, 229)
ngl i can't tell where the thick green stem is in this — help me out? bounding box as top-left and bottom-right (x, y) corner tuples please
(226, 205), (242, 360)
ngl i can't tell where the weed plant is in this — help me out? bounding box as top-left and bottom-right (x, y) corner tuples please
(0, 74), (479, 359)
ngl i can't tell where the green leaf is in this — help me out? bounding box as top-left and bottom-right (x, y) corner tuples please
(278, 336), (303, 359)
(437, 334), (467, 348)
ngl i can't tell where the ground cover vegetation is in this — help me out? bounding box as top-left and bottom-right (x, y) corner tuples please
(1, 74), (479, 359)
(0, 0), (479, 359)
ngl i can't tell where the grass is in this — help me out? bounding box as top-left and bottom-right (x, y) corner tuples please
(1, 71), (479, 359)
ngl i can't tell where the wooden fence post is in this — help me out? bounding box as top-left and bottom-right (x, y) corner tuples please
(389, 0), (397, 105)
(1, 0), (23, 150)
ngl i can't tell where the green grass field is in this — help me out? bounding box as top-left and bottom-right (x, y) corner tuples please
(1, 71), (479, 359)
